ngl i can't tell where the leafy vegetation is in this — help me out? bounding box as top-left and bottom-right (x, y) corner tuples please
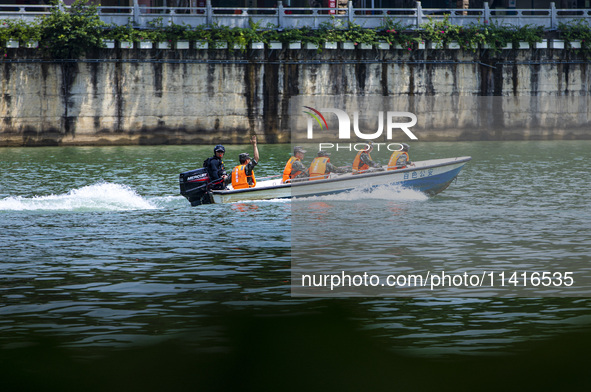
(378, 18), (418, 50)
(508, 24), (544, 46)
(420, 16), (463, 49)
(38, 0), (105, 59)
(559, 19), (591, 49)
(2, 1), (591, 57)
(1, 19), (42, 46)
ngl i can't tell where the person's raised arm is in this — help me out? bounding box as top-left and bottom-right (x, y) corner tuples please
(251, 135), (260, 162)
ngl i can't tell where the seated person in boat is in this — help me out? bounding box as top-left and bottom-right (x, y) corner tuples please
(204, 144), (229, 190)
(352, 142), (382, 174)
(308, 150), (348, 181)
(231, 135), (259, 190)
(283, 146), (309, 183)
(387, 143), (412, 170)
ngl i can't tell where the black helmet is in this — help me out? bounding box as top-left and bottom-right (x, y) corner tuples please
(317, 150), (330, 157)
(214, 144), (225, 154)
(401, 143), (410, 152)
(239, 153), (250, 163)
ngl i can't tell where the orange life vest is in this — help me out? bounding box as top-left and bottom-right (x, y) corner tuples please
(232, 164), (256, 189)
(387, 151), (409, 171)
(309, 157), (330, 181)
(282, 156), (302, 183)
(352, 150), (372, 174)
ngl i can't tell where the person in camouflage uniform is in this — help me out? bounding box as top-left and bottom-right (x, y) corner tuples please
(352, 142), (382, 174)
(309, 151), (348, 180)
(283, 146), (309, 183)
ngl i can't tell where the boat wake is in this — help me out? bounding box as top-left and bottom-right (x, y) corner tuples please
(0, 183), (158, 212)
(301, 184), (428, 202)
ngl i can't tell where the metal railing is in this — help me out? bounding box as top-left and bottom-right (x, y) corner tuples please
(0, 1), (589, 29)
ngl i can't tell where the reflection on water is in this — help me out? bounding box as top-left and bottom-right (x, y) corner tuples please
(0, 142), (590, 359)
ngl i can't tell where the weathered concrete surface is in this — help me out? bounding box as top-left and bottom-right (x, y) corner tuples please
(1, 47), (590, 146)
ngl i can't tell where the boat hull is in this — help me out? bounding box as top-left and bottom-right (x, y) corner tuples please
(209, 156), (471, 204)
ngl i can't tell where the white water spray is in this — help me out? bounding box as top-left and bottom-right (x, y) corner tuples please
(0, 183), (157, 212)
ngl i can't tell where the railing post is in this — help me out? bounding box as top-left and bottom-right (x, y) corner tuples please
(348, 0), (353, 24)
(278, 1), (284, 29)
(550, 2), (557, 30)
(206, 0), (213, 26)
(416, 1), (423, 28)
(133, 0), (141, 27)
(484, 2), (490, 24)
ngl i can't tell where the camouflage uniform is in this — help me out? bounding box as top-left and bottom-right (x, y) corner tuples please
(291, 159), (309, 180)
(326, 161), (347, 174)
(359, 152), (381, 170)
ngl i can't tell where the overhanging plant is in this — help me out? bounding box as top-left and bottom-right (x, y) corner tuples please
(241, 19), (265, 43)
(279, 28), (306, 44)
(260, 28), (281, 44)
(162, 22), (189, 43)
(508, 24), (544, 46)
(479, 21), (512, 53)
(420, 15), (462, 48)
(105, 22), (140, 43)
(0, 19), (15, 46)
(316, 18), (347, 47)
(0, 19), (17, 54)
(209, 24), (234, 47)
(378, 18), (418, 49)
(37, 0), (106, 58)
(182, 25), (210, 42)
(343, 22), (378, 45)
(135, 29), (156, 44)
(146, 17), (168, 43)
(0, 14), (565, 56)
(229, 26), (251, 50)
(559, 19), (591, 49)
(300, 27), (323, 45)
(145, 28), (167, 43)
(456, 23), (487, 52)
(317, 27), (346, 43)
(4, 18), (42, 45)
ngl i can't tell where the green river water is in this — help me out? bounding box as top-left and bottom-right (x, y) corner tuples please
(1, 141), (590, 390)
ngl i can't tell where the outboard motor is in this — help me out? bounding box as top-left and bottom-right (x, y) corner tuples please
(179, 168), (213, 206)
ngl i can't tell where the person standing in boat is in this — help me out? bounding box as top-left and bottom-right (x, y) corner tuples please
(308, 151), (348, 181)
(282, 146), (309, 183)
(231, 135), (259, 190)
(387, 143), (413, 170)
(352, 142), (382, 174)
(204, 144), (229, 190)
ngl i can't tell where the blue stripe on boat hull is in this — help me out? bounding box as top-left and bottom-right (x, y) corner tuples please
(401, 166), (463, 195)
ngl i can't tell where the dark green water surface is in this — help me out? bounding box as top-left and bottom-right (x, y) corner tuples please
(1, 141), (590, 363)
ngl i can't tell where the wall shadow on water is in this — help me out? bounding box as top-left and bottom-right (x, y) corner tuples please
(1, 302), (590, 392)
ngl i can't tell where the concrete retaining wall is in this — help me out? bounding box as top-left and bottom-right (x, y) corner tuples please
(1, 48), (590, 146)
